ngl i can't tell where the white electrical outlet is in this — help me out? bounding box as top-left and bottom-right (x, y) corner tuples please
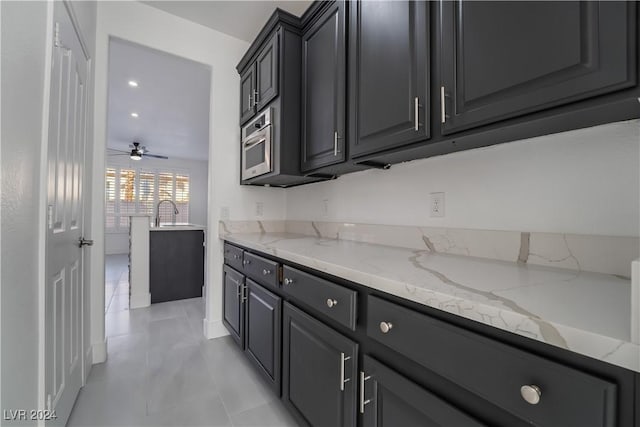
(255, 201), (264, 217)
(430, 192), (445, 217)
(220, 206), (230, 220)
(322, 199), (330, 217)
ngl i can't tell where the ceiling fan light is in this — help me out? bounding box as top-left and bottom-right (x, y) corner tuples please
(130, 152), (142, 160)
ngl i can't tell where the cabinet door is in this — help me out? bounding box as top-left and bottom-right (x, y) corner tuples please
(349, 1), (429, 158)
(361, 356), (485, 427)
(283, 302), (357, 427)
(240, 65), (256, 125)
(301, 1), (346, 172)
(440, 1), (637, 134)
(150, 230), (204, 303)
(222, 265), (245, 348)
(255, 32), (279, 112)
(245, 279), (281, 394)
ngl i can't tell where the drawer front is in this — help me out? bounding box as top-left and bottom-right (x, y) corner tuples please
(242, 252), (279, 290)
(282, 266), (357, 330)
(223, 242), (244, 271)
(367, 295), (616, 427)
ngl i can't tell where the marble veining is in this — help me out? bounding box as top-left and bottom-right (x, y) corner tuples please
(220, 221), (639, 373)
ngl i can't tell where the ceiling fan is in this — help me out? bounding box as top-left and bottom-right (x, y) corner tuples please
(108, 142), (169, 160)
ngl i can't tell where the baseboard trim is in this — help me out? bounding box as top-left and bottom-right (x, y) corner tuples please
(92, 338), (107, 364)
(203, 318), (230, 339)
(130, 292), (151, 309)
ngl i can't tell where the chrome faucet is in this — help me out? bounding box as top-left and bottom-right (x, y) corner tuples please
(155, 199), (179, 227)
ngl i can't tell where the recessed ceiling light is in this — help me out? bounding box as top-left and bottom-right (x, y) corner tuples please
(128, 80), (139, 87)
(130, 112), (139, 118)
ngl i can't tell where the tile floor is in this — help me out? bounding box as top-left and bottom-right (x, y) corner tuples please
(68, 255), (299, 427)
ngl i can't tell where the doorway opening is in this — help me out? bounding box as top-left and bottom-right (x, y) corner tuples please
(103, 37), (211, 334)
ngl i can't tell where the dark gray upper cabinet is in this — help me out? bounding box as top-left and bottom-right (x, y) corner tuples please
(440, 1), (637, 134)
(239, 32), (280, 125)
(361, 356), (486, 427)
(244, 279), (282, 394)
(255, 33), (279, 112)
(282, 302), (357, 427)
(349, 0), (430, 158)
(222, 265), (244, 348)
(239, 65), (256, 125)
(301, 1), (346, 172)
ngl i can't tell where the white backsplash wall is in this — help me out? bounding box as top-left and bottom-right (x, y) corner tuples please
(286, 120), (640, 237)
(105, 156), (210, 254)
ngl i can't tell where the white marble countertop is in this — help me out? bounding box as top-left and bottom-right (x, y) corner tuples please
(222, 231), (638, 373)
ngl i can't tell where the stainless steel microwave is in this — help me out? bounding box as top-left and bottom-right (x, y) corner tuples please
(242, 108), (272, 181)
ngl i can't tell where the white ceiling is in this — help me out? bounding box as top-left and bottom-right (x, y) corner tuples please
(107, 38), (211, 161)
(141, 1), (312, 42)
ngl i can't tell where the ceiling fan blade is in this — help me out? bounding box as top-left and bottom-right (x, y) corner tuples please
(107, 148), (130, 154)
(144, 154), (169, 160)
(107, 153), (132, 156)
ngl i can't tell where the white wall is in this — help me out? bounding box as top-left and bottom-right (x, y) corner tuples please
(286, 120), (640, 237)
(104, 156), (209, 254)
(1, 0), (97, 416)
(91, 1), (287, 355)
(1, 1), (48, 415)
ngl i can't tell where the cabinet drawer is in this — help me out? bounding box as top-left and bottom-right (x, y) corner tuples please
(282, 266), (357, 330)
(223, 242), (244, 271)
(242, 252), (279, 290)
(367, 295), (616, 427)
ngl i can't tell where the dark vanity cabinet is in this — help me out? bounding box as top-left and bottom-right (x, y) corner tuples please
(300, 1), (347, 173)
(360, 356), (485, 427)
(439, 1), (638, 135)
(348, 0), (430, 159)
(223, 241), (638, 427)
(149, 230), (204, 304)
(282, 302), (358, 427)
(222, 244), (282, 392)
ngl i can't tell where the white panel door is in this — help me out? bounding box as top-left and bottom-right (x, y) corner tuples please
(45, 2), (90, 425)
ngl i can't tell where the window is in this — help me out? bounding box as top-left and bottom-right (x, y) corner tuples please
(105, 167), (190, 231)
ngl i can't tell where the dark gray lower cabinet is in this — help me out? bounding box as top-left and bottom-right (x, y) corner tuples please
(283, 302), (357, 427)
(361, 356), (485, 427)
(245, 278), (282, 393)
(149, 230), (204, 304)
(222, 265), (244, 347)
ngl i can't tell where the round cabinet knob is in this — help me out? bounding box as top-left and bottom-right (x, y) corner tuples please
(520, 385), (542, 405)
(233, 254), (239, 259)
(379, 322), (393, 334)
(262, 269), (271, 275)
(284, 278), (294, 285)
(243, 260), (250, 265)
(326, 299), (338, 308)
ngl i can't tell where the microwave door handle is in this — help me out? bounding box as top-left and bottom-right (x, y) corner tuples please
(243, 137), (267, 149)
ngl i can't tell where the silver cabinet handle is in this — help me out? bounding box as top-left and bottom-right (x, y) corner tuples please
(262, 269), (271, 275)
(248, 93), (253, 109)
(243, 259), (250, 265)
(253, 90), (259, 105)
(339, 353), (351, 391)
(379, 322), (393, 334)
(326, 299), (338, 308)
(520, 385), (542, 405)
(359, 371), (372, 413)
(284, 278), (294, 285)
(440, 86), (446, 124)
(233, 254), (240, 260)
(414, 97), (420, 131)
(334, 131), (342, 156)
